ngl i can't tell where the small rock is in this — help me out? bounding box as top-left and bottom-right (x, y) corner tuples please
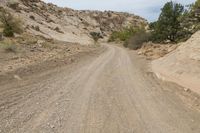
(69, 58), (74, 62)
(8, 66), (13, 70)
(14, 75), (22, 80)
(30, 49), (35, 52)
(50, 124), (55, 129)
(184, 88), (190, 92)
(137, 51), (142, 55)
(37, 40), (45, 45)
(12, 57), (19, 60)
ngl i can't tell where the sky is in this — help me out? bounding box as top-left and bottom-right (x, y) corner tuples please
(43, 0), (196, 22)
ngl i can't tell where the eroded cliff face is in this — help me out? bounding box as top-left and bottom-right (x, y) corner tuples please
(1, 0), (147, 45)
(152, 31), (200, 94)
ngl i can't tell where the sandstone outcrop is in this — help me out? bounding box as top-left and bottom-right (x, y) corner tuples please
(152, 31), (200, 94)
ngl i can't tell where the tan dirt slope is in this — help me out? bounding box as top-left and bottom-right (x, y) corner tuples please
(1, 0), (147, 45)
(152, 31), (200, 94)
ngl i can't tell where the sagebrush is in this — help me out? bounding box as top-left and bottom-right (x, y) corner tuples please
(90, 32), (102, 43)
(0, 8), (23, 37)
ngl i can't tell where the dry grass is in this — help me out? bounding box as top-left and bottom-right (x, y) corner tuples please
(16, 33), (38, 45)
(0, 8), (23, 37)
(0, 39), (17, 53)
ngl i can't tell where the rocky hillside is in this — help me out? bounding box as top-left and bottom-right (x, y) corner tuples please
(152, 31), (200, 95)
(1, 0), (147, 45)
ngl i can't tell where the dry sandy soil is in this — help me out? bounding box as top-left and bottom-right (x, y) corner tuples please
(152, 31), (200, 95)
(137, 42), (179, 60)
(0, 44), (200, 133)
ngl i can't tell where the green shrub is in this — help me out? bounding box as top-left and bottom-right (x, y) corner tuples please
(0, 8), (23, 37)
(147, 0), (200, 44)
(108, 27), (144, 42)
(108, 26), (149, 49)
(90, 32), (102, 43)
(193, 0), (200, 10)
(3, 25), (14, 37)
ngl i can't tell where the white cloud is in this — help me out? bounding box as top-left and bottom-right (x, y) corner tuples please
(43, 0), (196, 21)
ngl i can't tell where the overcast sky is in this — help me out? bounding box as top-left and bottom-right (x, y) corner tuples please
(43, 0), (196, 22)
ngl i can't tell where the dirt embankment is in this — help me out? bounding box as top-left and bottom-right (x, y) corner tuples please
(0, 34), (104, 85)
(151, 31), (200, 95)
(137, 42), (179, 60)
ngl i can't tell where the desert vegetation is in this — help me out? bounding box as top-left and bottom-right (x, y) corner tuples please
(0, 7), (23, 37)
(124, 31), (150, 50)
(149, 1), (185, 43)
(90, 32), (103, 43)
(7, 0), (20, 11)
(108, 26), (145, 42)
(0, 7), (23, 53)
(0, 39), (17, 53)
(109, 0), (200, 49)
(108, 26), (149, 49)
(149, 0), (200, 43)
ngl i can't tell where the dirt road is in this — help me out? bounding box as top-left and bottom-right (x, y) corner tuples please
(0, 44), (200, 133)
